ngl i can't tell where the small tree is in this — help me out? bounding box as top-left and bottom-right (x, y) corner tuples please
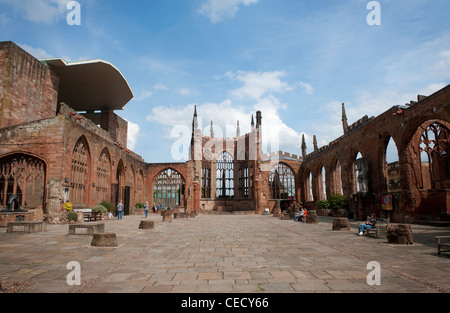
(327, 194), (348, 211)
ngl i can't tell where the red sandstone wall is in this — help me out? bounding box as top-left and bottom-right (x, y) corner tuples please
(0, 41), (59, 129)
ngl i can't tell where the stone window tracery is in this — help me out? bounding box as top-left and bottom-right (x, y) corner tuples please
(216, 151), (234, 199)
(0, 154), (46, 209)
(153, 169), (185, 208)
(419, 122), (450, 189)
(70, 137), (90, 204)
(201, 166), (211, 199)
(96, 148), (111, 203)
(269, 163), (295, 200)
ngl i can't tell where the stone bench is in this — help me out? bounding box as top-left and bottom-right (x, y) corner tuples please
(7, 221), (46, 234)
(91, 233), (118, 247)
(332, 217), (350, 231)
(68, 223), (105, 235)
(435, 236), (450, 255)
(139, 220), (155, 229)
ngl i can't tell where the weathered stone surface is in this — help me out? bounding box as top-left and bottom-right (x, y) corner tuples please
(139, 220), (154, 229)
(387, 224), (414, 245)
(306, 210), (320, 224)
(91, 233), (118, 247)
(332, 217), (350, 231)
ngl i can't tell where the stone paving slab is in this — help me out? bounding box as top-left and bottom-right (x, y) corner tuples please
(0, 214), (449, 294)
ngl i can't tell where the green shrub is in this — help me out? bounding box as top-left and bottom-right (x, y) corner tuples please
(67, 211), (78, 223)
(316, 200), (330, 210)
(135, 203), (144, 209)
(91, 204), (108, 213)
(100, 201), (112, 211)
(327, 194), (348, 211)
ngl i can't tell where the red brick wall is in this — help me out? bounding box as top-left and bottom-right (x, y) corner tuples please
(300, 85), (450, 222)
(0, 41), (59, 129)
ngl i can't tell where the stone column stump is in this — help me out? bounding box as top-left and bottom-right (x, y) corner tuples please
(306, 210), (320, 224)
(139, 220), (155, 229)
(332, 217), (351, 231)
(91, 233), (118, 247)
(387, 224), (414, 245)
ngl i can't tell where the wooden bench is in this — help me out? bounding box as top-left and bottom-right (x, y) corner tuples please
(358, 217), (390, 238)
(435, 236), (450, 255)
(7, 221), (46, 234)
(69, 223), (105, 235)
(83, 212), (102, 222)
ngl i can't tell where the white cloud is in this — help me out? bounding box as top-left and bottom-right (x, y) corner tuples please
(19, 43), (53, 59)
(127, 121), (140, 150)
(298, 81), (314, 95)
(197, 0), (260, 23)
(179, 88), (192, 96)
(1, 0), (68, 24)
(154, 83), (169, 91)
(134, 90), (153, 101)
(227, 71), (294, 100)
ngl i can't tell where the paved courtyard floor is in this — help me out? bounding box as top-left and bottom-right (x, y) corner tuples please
(0, 213), (449, 294)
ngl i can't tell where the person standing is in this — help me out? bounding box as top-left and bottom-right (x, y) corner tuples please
(117, 200), (124, 220)
(144, 201), (149, 218)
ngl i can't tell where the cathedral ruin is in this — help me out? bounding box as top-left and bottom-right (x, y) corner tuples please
(0, 41), (449, 225)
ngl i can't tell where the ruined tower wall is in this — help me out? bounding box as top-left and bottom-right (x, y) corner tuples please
(0, 42), (59, 129)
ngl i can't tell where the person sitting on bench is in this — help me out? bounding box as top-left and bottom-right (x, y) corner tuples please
(294, 208), (305, 222)
(359, 213), (377, 236)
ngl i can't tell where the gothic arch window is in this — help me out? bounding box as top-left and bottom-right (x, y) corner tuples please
(201, 165), (212, 199)
(153, 169), (185, 208)
(238, 166), (249, 199)
(96, 148), (111, 203)
(320, 166), (327, 200)
(419, 122), (450, 189)
(70, 137), (90, 204)
(216, 151), (234, 199)
(269, 163), (295, 200)
(0, 154), (46, 209)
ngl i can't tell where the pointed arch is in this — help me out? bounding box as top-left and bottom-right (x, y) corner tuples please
(96, 147), (112, 203)
(153, 168), (186, 208)
(216, 151), (234, 199)
(269, 163), (296, 200)
(70, 136), (91, 204)
(0, 153), (47, 210)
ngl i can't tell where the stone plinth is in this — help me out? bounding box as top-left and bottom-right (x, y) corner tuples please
(332, 217), (351, 231)
(306, 210), (320, 224)
(387, 224), (414, 245)
(139, 220), (155, 229)
(91, 233), (118, 247)
(0, 212), (34, 227)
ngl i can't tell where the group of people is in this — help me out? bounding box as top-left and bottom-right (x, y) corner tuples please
(116, 200), (163, 220)
(293, 207), (307, 222)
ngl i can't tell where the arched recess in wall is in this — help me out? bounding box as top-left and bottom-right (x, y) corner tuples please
(331, 159), (343, 195)
(0, 153), (46, 211)
(383, 136), (400, 192)
(128, 164), (136, 207)
(136, 169), (144, 204)
(70, 136), (91, 205)
(303, 170), (313, 202)
(96, 147), (112, 204)
(320, 166), (327, 200)
(268, 163), (296, 201)
(417, 121), (450, 190)
(153, 168), (186, 208)
(354, 152), (363, 194)
(116, 159), (125, 204)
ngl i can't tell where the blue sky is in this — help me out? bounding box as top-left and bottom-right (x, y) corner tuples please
(1, 0), (449, 163)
